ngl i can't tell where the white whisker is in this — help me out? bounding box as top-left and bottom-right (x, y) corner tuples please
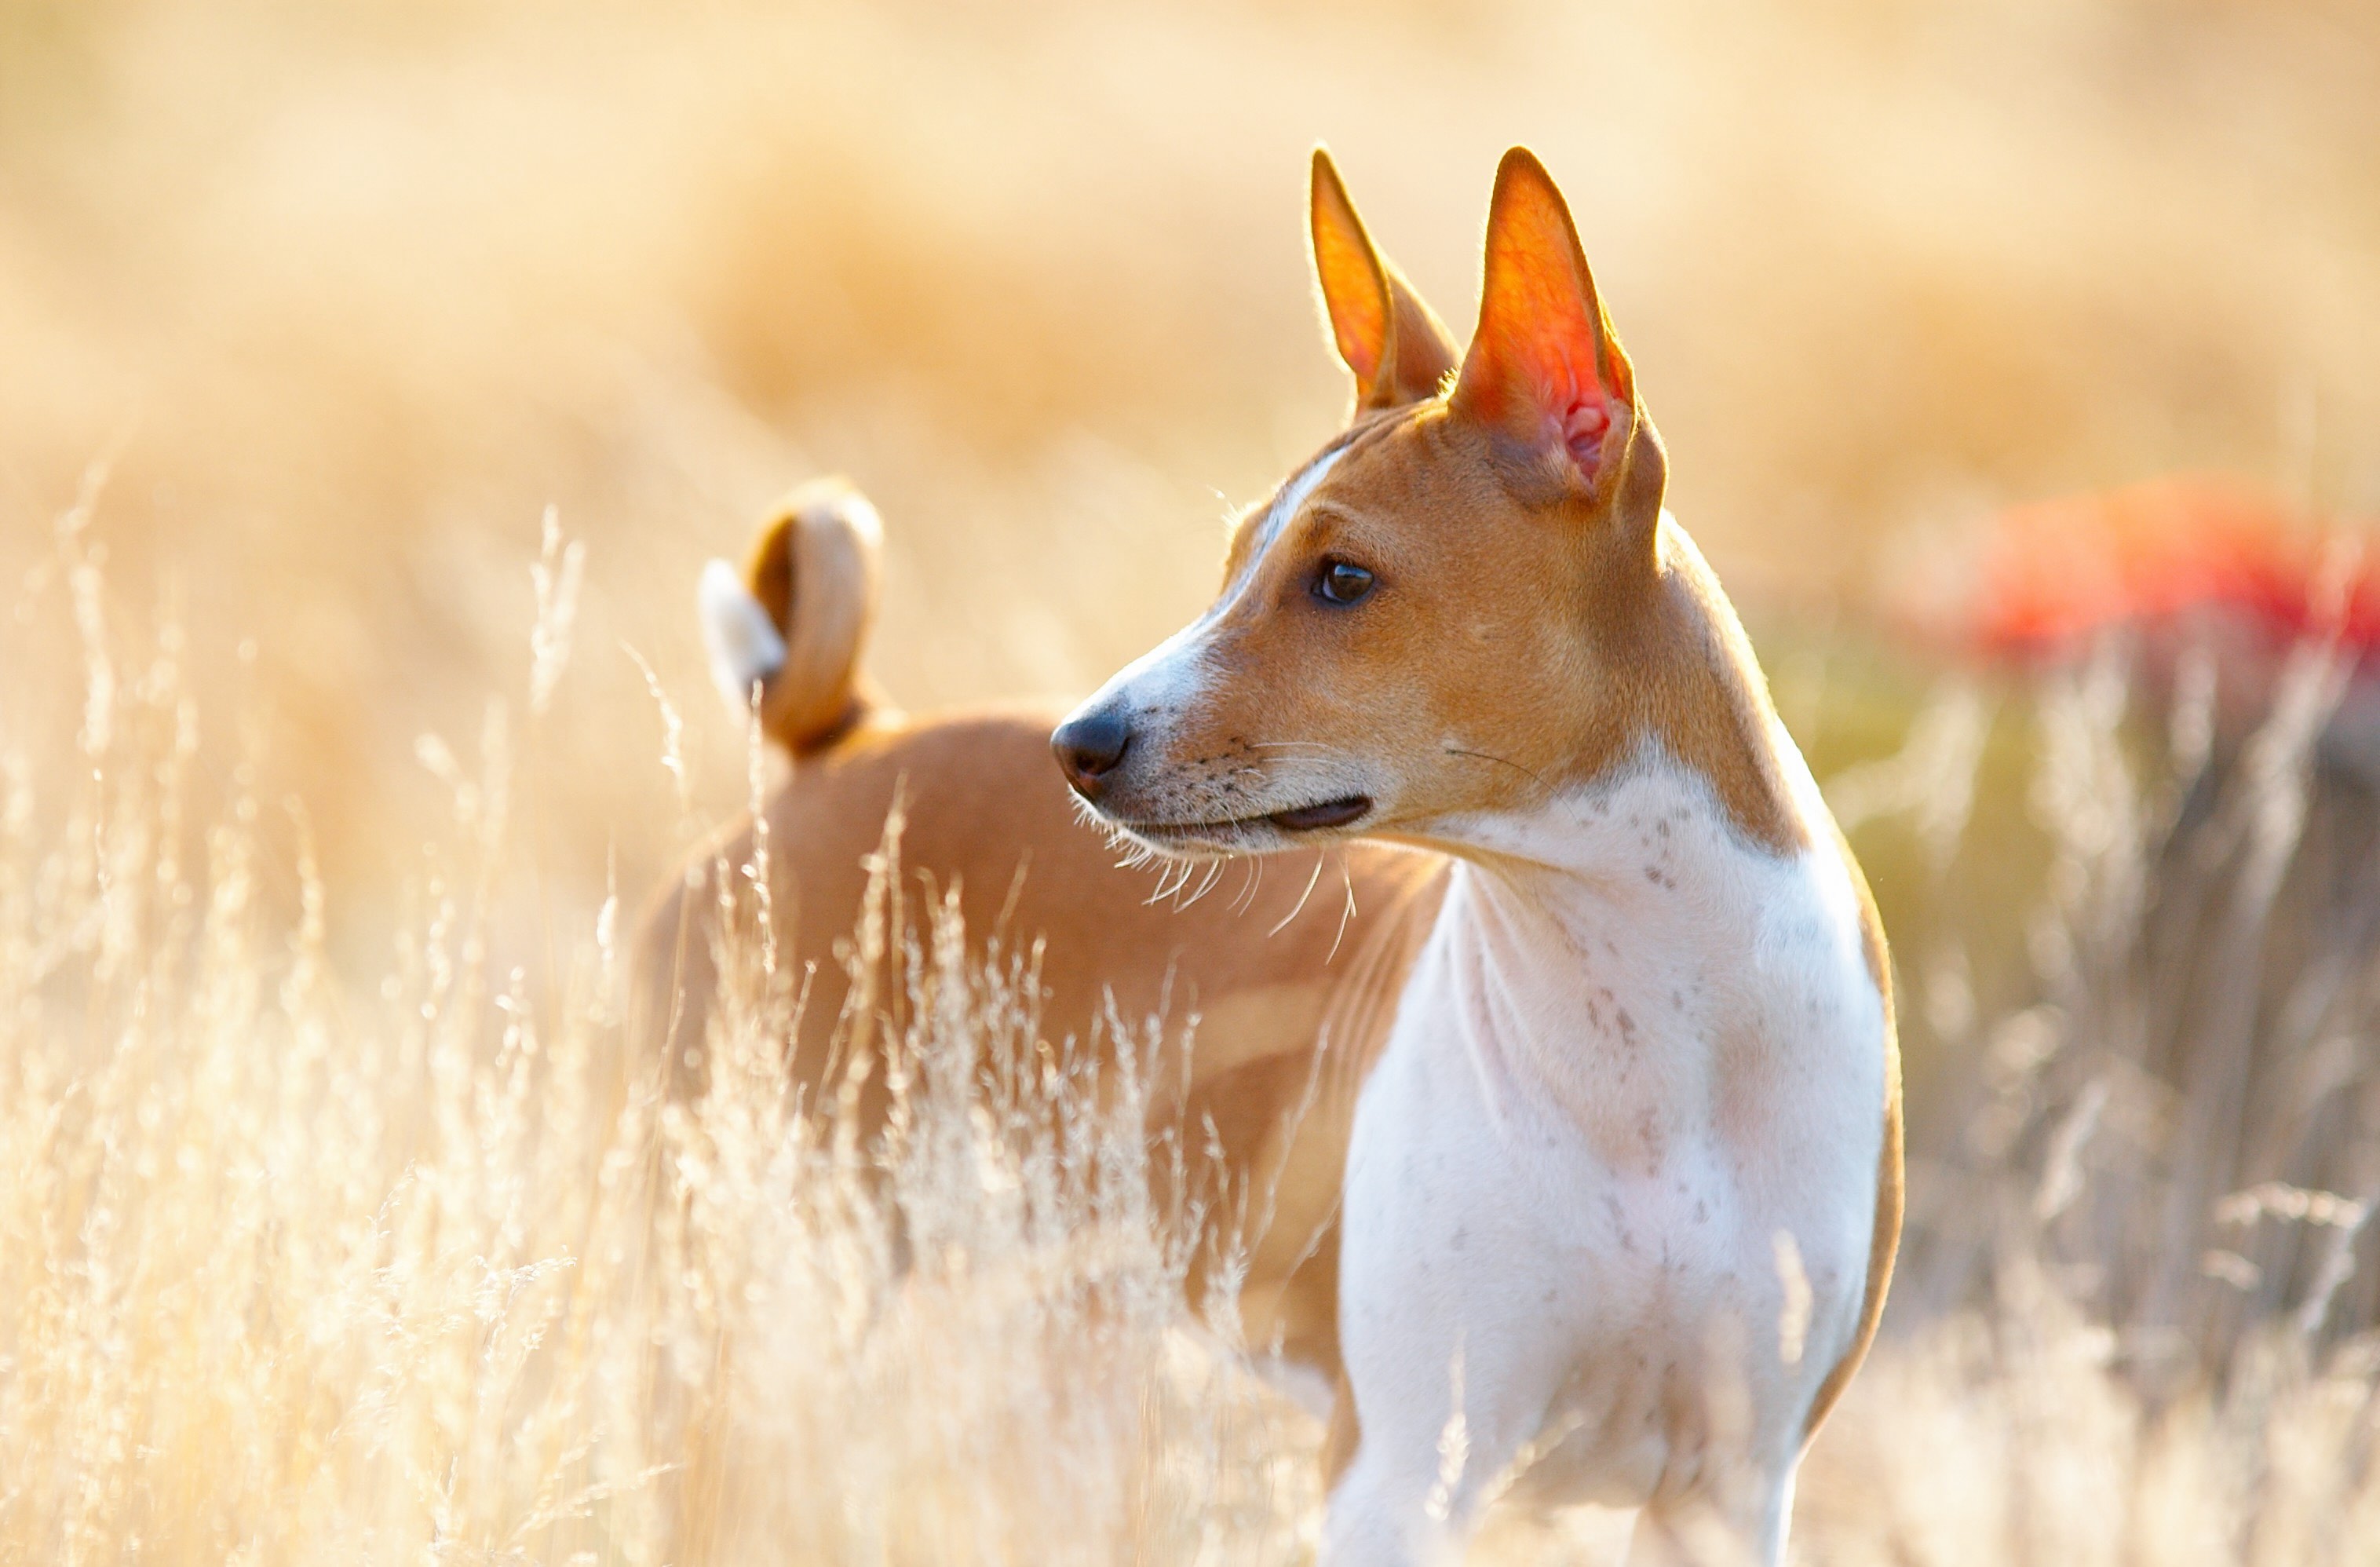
(1177, 860), (1225, 911)
(1268, 849), (1327, 937)
(1230, 857), (1265, 915)
(1329, 856), (1358, 962)
(1145, 859), (1192, 906)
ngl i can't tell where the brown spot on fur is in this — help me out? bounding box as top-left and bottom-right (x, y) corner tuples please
(1636, 1105), (1663, 1165)
(1710, 1014), (1779, 1154)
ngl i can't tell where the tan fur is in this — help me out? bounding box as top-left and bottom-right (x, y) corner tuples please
(1188, 404), (1803, 859)
(1310, 150), (1459, 415)
(1802, 824), (1904, 1443)
(745, 477), (885, 754)
(640, 146), (1900, 1521)
(634, 703), (1448, 1371)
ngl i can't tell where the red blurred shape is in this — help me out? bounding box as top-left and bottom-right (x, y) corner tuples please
(1971, 476), (2380, 661)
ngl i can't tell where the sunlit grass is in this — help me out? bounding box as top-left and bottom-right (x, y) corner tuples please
(6, 2), (2380, 1556)
(1, 506), (1324, 1565)
(8, 493), (2380, 1564)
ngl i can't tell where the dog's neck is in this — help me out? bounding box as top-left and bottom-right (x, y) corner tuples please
(1414, 734), (1831, 1141)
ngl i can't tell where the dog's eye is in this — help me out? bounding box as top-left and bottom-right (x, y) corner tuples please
(1314, 559), (1375, 606)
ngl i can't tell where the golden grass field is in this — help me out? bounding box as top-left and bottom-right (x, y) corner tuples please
(6, 0), (2380, 1559)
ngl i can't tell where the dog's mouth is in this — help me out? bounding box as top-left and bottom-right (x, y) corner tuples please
(1262, 795), (1374, 831)
(1113, 793), (1373, 846)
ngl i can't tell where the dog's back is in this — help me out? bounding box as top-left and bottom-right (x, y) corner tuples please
(635, 479), (1445, 1375)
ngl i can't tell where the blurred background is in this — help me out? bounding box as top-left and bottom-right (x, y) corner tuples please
(8, 0), (2380, 1401)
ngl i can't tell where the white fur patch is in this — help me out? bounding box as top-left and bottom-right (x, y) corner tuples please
(1091, 444), (1349, 725)
(1231, 445), (1346, 594)
(1325, 743), (1886, 1559)
(699, 557), (787, 715)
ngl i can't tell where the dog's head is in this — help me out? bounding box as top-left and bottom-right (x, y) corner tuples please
(1057, 148), (1781, 862)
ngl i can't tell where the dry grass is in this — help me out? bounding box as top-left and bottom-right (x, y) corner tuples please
(8, 0), (2380, 1560)
(8, 478), (2380, 1565)
(2, 507), (1320, 1565)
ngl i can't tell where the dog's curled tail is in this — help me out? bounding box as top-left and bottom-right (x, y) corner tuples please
(699, 477), (885, 757)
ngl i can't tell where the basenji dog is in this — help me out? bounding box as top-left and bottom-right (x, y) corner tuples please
(649, 147), (1899, 1565)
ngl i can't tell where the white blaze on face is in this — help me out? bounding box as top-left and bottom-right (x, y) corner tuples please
(1075, 446), (1350, 730)
(1228, 444), (1347, 596)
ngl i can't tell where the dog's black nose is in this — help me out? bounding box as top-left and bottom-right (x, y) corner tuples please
(1052, 707), (1131, 795)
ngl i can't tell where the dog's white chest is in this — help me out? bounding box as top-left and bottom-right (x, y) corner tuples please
(1334, 746), (1886, 1517)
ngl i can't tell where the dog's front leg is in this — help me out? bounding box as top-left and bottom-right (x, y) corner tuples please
(1625, 1466), (1797, 1567)
(1319, 1022), (1571, 1565)
(1318, 1321), (1557, 1567)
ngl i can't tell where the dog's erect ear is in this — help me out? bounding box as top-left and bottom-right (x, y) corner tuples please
(1450, 148), (1639, 492)
(1310, 148), (1459, 414)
